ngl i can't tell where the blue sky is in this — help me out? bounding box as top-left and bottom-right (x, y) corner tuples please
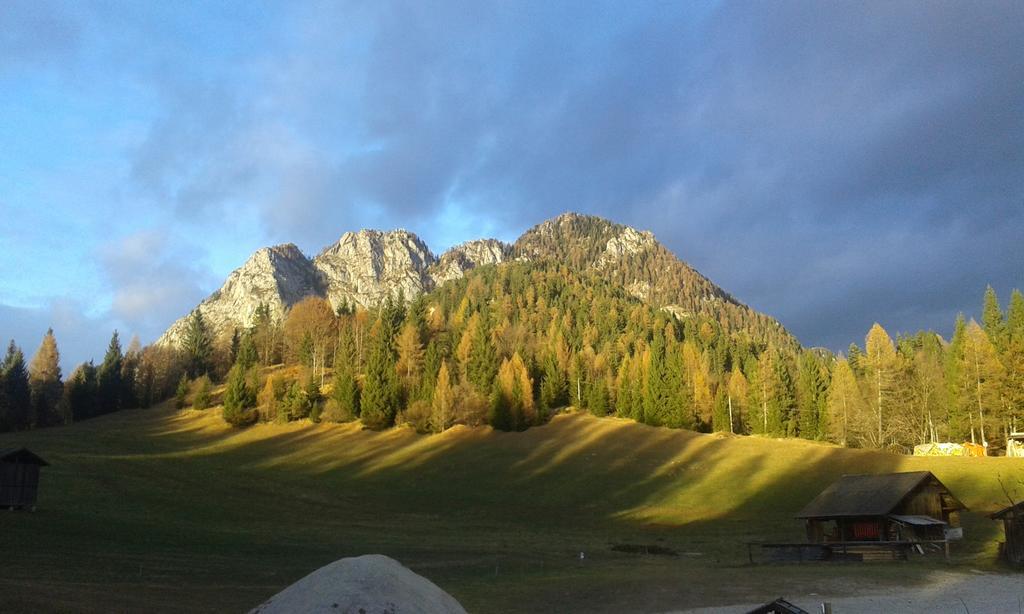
(1, 1), (1022, 370)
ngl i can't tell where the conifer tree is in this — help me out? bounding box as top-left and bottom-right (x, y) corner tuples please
(64, 362), (98, 423)
(29, 328), (63, 427)
(1, 341), (31, 430)
(182, 310), (213, 377)
(826, 359), (862, 446)
(329, 366), (360, 421)
(539, 353), (568, 414)
(982, 285), (1007, 350)
(191, 375), (212, 410)
(725, 367), (748, 434)
(796, 353), (829, 439)
(466, 312), (498, 394)
(175, 374), (189, 409)
(360, 321), (400, 430)
(97, 331), (123, 414)
(961, 320), (1004, 445)
(395, 321), (424, 402)
(864, 323), (897, 447)
(430, 360), (454, 433)
(222, 365), (257, 426)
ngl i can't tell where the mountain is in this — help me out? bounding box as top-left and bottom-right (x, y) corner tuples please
(158, 213), (793, 348)
(513, 213), (794, 347)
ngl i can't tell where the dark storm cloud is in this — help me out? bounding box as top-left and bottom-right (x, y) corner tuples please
(125, 1), (1022, 349)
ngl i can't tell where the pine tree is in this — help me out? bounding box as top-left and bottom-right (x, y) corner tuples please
(796, 352), (828, 439)
(97, 331), (123, 414)
(182, 310), (213, 377)
(191, 375), (212, 411)
(329, 366), (360, 421)
(64, 362), (98, 423)
(222, 365), (257, 426)
(175, 374), (190, 409)
(466, 313), (498, 394)
(539, 353), (568, 414)
(360, 321), (400, 430)
(28, 328), (63, 427)
(982, 285), (1007, 350)
(1, 341), (31, 430)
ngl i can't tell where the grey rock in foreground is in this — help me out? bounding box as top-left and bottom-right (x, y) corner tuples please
(250, 554), (468, 614)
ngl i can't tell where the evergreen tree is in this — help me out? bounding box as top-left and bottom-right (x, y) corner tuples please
(97, 331), (123, 414)
(538, 353), (568, 414)
(65, 362), (98, 422)
(1, 341), (31, 430)
(466, 313), (499, 394)
(222, 365), (257, 426)
(235, 331), (259, 371)
(28, 328), (63, 427)
(982, 285), (1007, 350)
(175, 374), (190, 409)
(360, 321), (400, 430)
(796, 352), (829, 439)
(191, 375), (212, 410)
(329, 366), (360, 421)
(182, 310), (213, 377)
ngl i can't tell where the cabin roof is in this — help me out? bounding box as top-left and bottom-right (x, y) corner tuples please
(0, 448), (49, 466)
(796, 471), (964, 519)
(991, 500), (1024, 520)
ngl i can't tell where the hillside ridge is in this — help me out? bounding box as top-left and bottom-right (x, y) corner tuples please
(158, 213), (794, 348)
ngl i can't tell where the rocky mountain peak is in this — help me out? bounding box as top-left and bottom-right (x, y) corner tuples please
(313, 228), (436, 311)
(429, 239), (511, 286)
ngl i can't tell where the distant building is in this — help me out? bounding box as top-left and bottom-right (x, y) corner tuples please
(796, 471), (966, 550)
(991, 501), (1024, 567)
(0, 448), (49, 510)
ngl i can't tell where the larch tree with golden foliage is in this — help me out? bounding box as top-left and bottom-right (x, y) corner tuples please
(863, 323), (897, 448)
(430, 359), (454, 433)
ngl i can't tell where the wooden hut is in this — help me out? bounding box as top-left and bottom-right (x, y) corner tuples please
(795, 471), (966, 559)
(0, 448), (49, 510)
(991, 501), (1024, 567)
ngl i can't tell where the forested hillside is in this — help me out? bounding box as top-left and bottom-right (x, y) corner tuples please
(1, 217), (1021, 455)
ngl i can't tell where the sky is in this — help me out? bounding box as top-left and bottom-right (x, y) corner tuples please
(1, 1), (1021, 370)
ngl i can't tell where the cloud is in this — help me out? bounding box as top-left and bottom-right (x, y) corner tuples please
(98, 230), (215, 342)
(13, 1), (1017, 351)
(0, 301), (113, 373)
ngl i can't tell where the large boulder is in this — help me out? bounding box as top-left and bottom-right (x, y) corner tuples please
(250, 554), (467, 614)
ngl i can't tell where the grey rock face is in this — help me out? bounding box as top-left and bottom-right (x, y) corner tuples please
(429, 238), (511, 286)
(157, 244), (319, 346)
(313, 229), (436, 311)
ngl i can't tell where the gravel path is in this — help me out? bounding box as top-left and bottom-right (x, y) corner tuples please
(676, 571), (1024, 614)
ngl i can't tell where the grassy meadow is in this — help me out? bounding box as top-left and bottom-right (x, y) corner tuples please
(1, 400), (1023, 613)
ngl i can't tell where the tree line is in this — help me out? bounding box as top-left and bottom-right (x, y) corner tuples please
(2, 261), (1021, 456)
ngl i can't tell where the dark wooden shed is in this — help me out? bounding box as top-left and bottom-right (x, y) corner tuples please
(0, 448), (49, 510)
(796, 471), (966, 547)
(991, 501), (1024, 567)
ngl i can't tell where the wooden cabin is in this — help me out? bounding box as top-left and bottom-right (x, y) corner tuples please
(0, 448), (49, 510)
(796, 471), (966, 546)
(991, 501), (1024, 567)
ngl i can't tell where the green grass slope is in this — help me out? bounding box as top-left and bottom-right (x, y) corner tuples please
(1, 404), (1022, 613)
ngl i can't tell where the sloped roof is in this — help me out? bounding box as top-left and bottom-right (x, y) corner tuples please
(991, 500), (1024, 520)
(0, 448), (49, 466)
(796, 471), (963, 519)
